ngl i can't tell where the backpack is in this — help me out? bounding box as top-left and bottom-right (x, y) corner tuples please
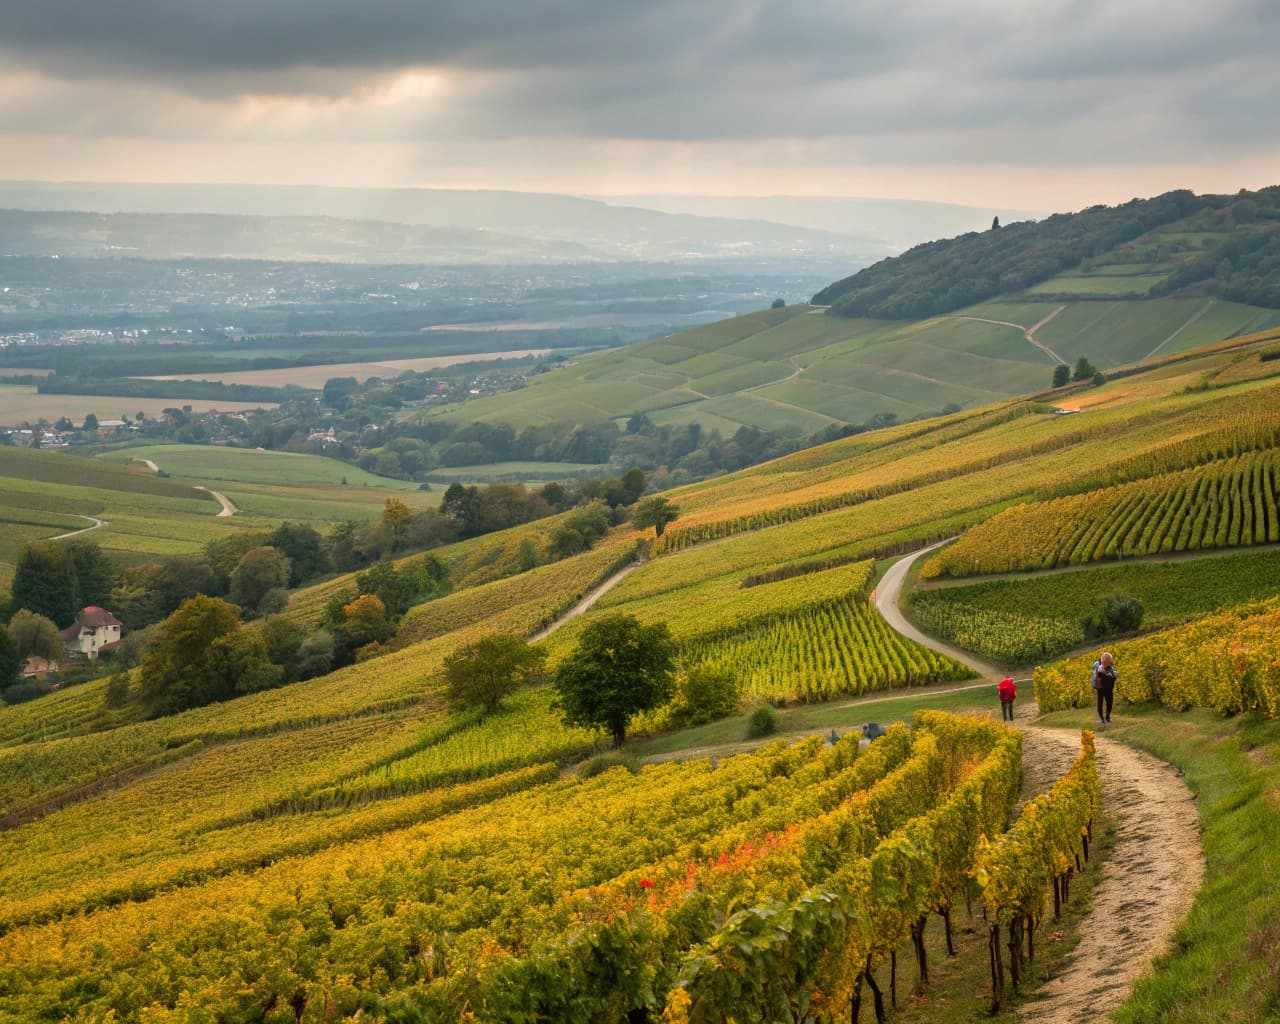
(1090, 660), (1101, 690)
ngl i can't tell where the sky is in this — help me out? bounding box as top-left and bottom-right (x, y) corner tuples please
(0, 0), (1277, 211)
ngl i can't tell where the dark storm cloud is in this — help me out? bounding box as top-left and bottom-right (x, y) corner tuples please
(0, 0), (1277, 162)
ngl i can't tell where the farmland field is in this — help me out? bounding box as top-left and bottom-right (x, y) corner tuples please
(0, 384), (275, 427)
(140, 348), (552, 388)
(103, 443), (423, 489)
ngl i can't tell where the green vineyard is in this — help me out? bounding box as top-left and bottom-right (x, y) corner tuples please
(924, 450), (1280, 579)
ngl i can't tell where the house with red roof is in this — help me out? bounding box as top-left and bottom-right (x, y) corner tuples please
(59, 606), (124, 661)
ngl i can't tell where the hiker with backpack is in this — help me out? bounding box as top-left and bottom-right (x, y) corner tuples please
(1092, 652), (1117, 724)
(997, 676), (1017, 721)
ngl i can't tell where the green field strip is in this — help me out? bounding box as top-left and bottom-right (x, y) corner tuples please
(1027, 273), (1169, 296)
(697, 392), (842, 433)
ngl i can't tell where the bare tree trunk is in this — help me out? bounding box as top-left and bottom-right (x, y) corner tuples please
(989, 923), (1005, 1014)
(1007, 916), (1022, 992)
(941, 905), (955, 956)
(863, 957), (886, 1024)
(890, 950), (897, 1010)
(911, 914), (929, 987)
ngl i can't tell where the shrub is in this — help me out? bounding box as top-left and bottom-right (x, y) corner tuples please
(668, 664), (742, 728)
(746, 703), (779, 739)
(576, 751), (641, 779)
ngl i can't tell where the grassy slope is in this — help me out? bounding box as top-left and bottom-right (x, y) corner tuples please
(418, 296), (1276, 434)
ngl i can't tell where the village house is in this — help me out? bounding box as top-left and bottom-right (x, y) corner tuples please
(59, 606), (124, 660)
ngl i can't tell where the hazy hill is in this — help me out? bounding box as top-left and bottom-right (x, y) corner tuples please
(814, 186), (1280, 318)
(604, 194), (1040, 251)
(0, 182), (882, 264)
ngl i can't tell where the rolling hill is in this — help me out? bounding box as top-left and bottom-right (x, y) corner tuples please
(420, 187), (1280, 435)
(4, 325), (1280, 1020)
(423, 297), (1279, 434)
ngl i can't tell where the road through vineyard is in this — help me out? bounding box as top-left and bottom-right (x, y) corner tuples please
(881, 544), (1206, 1021)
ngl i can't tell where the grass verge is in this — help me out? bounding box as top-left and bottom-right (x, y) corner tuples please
(1037, 705), (1280, 1023)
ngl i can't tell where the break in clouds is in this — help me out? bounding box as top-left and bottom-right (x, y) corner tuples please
(0, 0), (1277, 167)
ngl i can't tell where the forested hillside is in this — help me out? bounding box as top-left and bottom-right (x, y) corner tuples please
(814, 186), (1280, 318)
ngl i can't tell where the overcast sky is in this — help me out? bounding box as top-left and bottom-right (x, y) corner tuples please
(0, 0), (1277, 209)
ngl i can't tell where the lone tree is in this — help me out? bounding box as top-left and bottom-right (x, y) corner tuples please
(632, 496), (680, 538)
(444, 633), (546, 714)
(991, 215), (1001, 230)
(554, 613), (677, 748)
(1052, 364), (1071, 388)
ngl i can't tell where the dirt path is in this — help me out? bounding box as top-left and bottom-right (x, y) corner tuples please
(950, 307), (1069, 366)
(874, 538), (1003, 679)
(529, 561), (643, 642)
(1016, 727), (1205, 1024)
(194, 485), (238, 517)
(50, 514), (107, 541)
(878, 541), (1207, 1022)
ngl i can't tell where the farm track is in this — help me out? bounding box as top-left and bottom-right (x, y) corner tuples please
(880, 541), (1207, 1023)
(529, 560), (643, 642)
(135, 456), (237, 516)
(194, 485), (238, 517)
(49, 514), (107, 541)
(948, 307), (1069, 366)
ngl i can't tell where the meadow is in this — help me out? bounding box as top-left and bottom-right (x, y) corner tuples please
(3, 319), (1280, 1020)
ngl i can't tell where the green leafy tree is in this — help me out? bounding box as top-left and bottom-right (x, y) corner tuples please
(631, 496), (681, 538)
(67, 542), (116, 609)
(0, 628), (21, 694)
(1052, 364), (1071, 388)
(295, 631), (336, 681)
(9, 542), (80, 625)
(554, 613), (677, 748)
(228, 546), (291, 616)
(444, 633), (546, 714)
(259, 615), (306, 679)
(668, 663), (742, 728)
(1073, 356), (1098, 382)
(6, 610), (65, 662)
(138, 596), (242, 716)
(620, 467), (647, 506)
(771, 297), (787, 309)
(82, 413), (99, 432)
(382, 498), (413, 551)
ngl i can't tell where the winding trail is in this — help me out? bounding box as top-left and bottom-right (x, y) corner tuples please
(194, 485), (238, 517)
(950, 306), (1069, 366)
(135, 457), (236, 517)
(49, 514), (107, 541)
(877, 542), (1207, 1023)
(529, 560), (643, 642)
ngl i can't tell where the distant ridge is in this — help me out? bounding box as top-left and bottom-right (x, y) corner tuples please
(814, 186), (1280, 318)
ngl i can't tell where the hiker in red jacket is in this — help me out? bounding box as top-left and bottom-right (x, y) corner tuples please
(998, 676), (1017, 721)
